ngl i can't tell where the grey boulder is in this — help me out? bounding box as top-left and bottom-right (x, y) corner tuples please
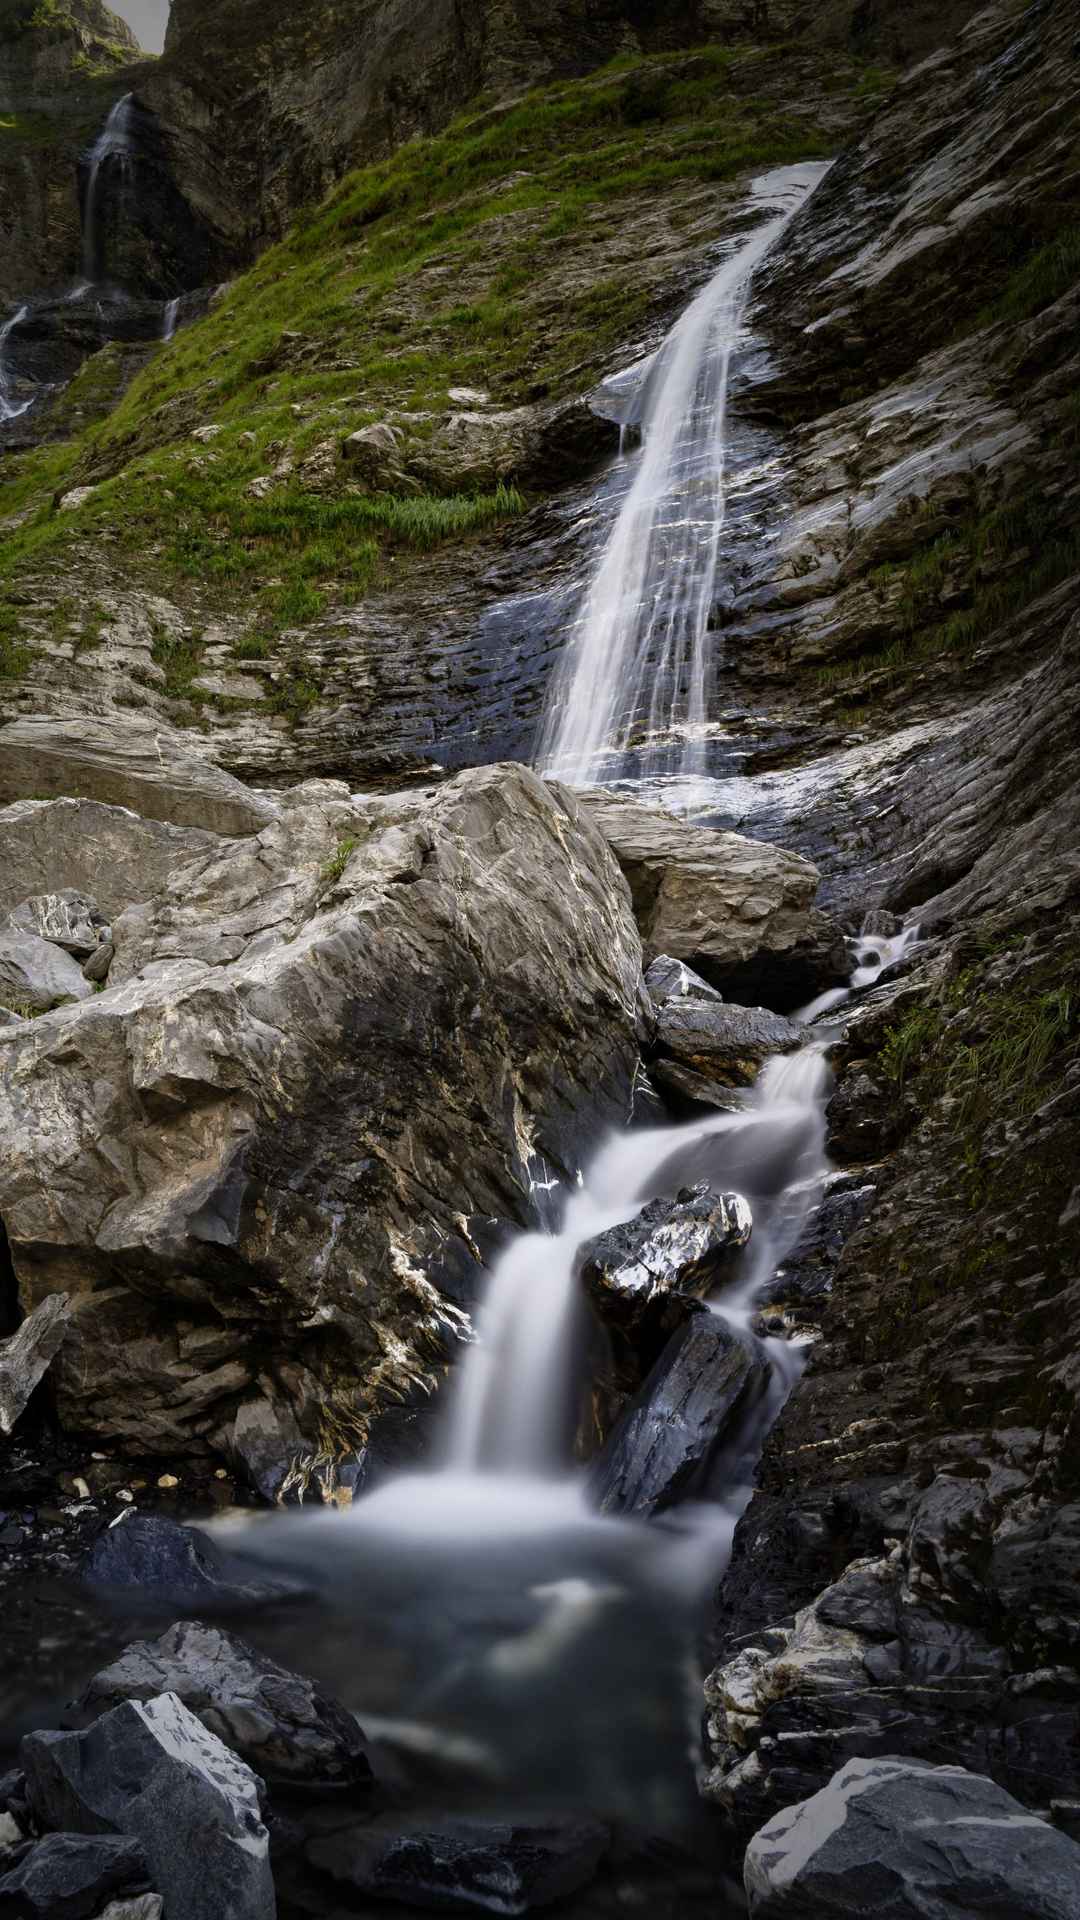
(589, 1314), (768, 1518)
(0, 932), (93, 1013)
(4, 889), (102, 958)
(580, 1184), (751, 1341)
(0, 1294), (72, 1435)
(81, 1619), (371, 1788)
(0, 1832), (149, 1920)
(21, 1693), (275, 1920)
(744, 1756), (1080, 1918)
(0, 717), (278, 838)
(643, 953), (723, 1010)
(306, 1813), (608, 1914)
(656, 1000), (802, 1088)
(0, 797), (216, 924)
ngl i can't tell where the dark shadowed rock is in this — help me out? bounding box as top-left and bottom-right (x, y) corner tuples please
(306, 1812), (609, 1914)
(744, 1756), (1080, 1918)
(589, 1315), (768, 1518)
(758, 1172), (877, 1321)
(81, 1620), (371, 1788)
(825, 1069), (902, 1160)
(0, 1294), (72, 1435)
(0, 1832), (149, 1920)
(657, 1000), (802, 1088)
(651, 1058), (751, 1114)
(84, 1514), (309, 1613)
(21, 1694), (274, 1920)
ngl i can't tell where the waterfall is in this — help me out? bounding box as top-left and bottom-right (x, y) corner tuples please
(162, 297), (182, 342)
(539, 163), (830, 790)
(83, 94), (136, 282)
(0, 306), (31, 424)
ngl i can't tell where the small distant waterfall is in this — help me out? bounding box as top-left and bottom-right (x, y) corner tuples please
(539, 163), (830, 790)
(0, 306), (31, 424)
(162, 297), (181, 342)
(83, 94), (136, 282)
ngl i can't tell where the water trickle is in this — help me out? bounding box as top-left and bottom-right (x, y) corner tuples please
(0, 305), (32, 424)
(162, 296), (182, 342)
(539, 162), (830, 789)
(83, 94), (136, 282)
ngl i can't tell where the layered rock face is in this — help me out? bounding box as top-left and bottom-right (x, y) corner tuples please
(0, 756), (641, 1480)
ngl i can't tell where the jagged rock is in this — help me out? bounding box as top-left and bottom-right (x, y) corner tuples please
(589, 1314), (767, 1517)
(0, 1295), (72, 1435)
(0, 1833), (150, 1920)
(0, 718), (278, 837)
(3, 890), (103, 958)
(656, 1000), (802, 1088)
(651, 1059), (751, 1113)
(0, 765), (640, 1462)
(81, 1620), (371, 1788)
(0, 799), (216, 924)
(98, 1901), (164, 1920)
(825, 1068), (903, 1159)
(744, 1756), (1080, 1918)
(58, 487), (97, 513)
(342, 422), (406, 487)
(643, 953), (723, 1011)
(21, 1695), (274, 1920)
(306, 1813), (609, 1914)
(83, 1514), (308, 1612)
(0, 933), (94, 1013)
(758, 1172), (877, 1320)
(578, 792), (826, 1004)
(580, 1185), (751, 1342)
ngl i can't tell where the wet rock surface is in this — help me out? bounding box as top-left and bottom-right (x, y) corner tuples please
(744, 1756), (1080, 1919)
(80, 1619), (371, 1788)
(0, 1832), (150, 1920)
(590, 1315), (767, 1518)
(305, 1811), (609, 1916)
(656, 1001), (802, 1090)
(580, 1186), (752, 1334)
(83, 1515), (309, 1613)
(22, 1693), (274, 1920)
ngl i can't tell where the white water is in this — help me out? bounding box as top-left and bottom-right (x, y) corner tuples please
(83, 94), (135, 282)
(0, 306), (32, 424)
(162, 296), (181, 342)
(540, 162), (830, 788)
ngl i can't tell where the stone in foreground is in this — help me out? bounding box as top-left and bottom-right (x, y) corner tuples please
(307, 1813), (608, 1914)
(82, 1619), (370, 1787)
(589, 1314), (767, 1517)
(0, 1294), (72, 1436)
(21, 1693), (274, 1920)
(745, 1756), (1080, 1918)
(0, 1832), (149, 1920)
(84, 1514), (308, 1612)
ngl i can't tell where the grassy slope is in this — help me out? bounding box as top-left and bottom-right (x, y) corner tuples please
(0, 41), (883, 696)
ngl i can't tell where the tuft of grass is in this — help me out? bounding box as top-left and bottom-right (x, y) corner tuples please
(320, 836), (358, 885)
(977, 227), (1080, 329)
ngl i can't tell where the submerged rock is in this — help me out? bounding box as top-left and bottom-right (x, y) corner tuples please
(22, 1694), (274, 1920)
(0, 1833), (150, 1920)
(589, 1314), (767, 1518)
(0, 932), (94, 1013)
(0, 1294), (72, 1436)
(656, 1000), (802, 1088)
(83, 1514), (308, 1613)
(306, 1812), (608, 1915)
(744, 1756), (1080, 1918)
(81, 1620), (371, 1788)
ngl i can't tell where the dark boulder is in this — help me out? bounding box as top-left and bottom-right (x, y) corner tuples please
(744, 1756), (1080, 1918)
(656, 1001), (802, 1089)
(758, 1172), (877, 1322)
(21, 1694), (274, 1920)
(0, 1833), (149, 1920)
(80, 1619), (371, 1789)
(83, 1514), (309, 1613)
(589, 1314), (768, 1518)
(825, 1068), (903, 1161)
(306, 1813), (609, 1915)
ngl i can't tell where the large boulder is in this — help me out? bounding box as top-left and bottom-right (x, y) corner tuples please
(744, 1756), (1080, 1918)
(0, 719), (278, 837)
(0, 765), (640, 1478)
(21, 1694), (274, 1920)
(588, 1314), (768, 1517)
(81, 1620), (371, 1789)
(655, 999), (802, 1088)
(0, 1833), (150, 1920)
(0, 933), (94, 1013)
(306, 1813), (608, 1915)
(0, 1294), (72, 1435)
(0, 798), (215, 923)
(579, 793), (826, 1004)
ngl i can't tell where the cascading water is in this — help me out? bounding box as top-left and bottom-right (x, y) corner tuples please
(539, 163), (830, 790)
(0, 306), (32, 424)
(161, 296), (182, 342)
(82, 94), (136, 282)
